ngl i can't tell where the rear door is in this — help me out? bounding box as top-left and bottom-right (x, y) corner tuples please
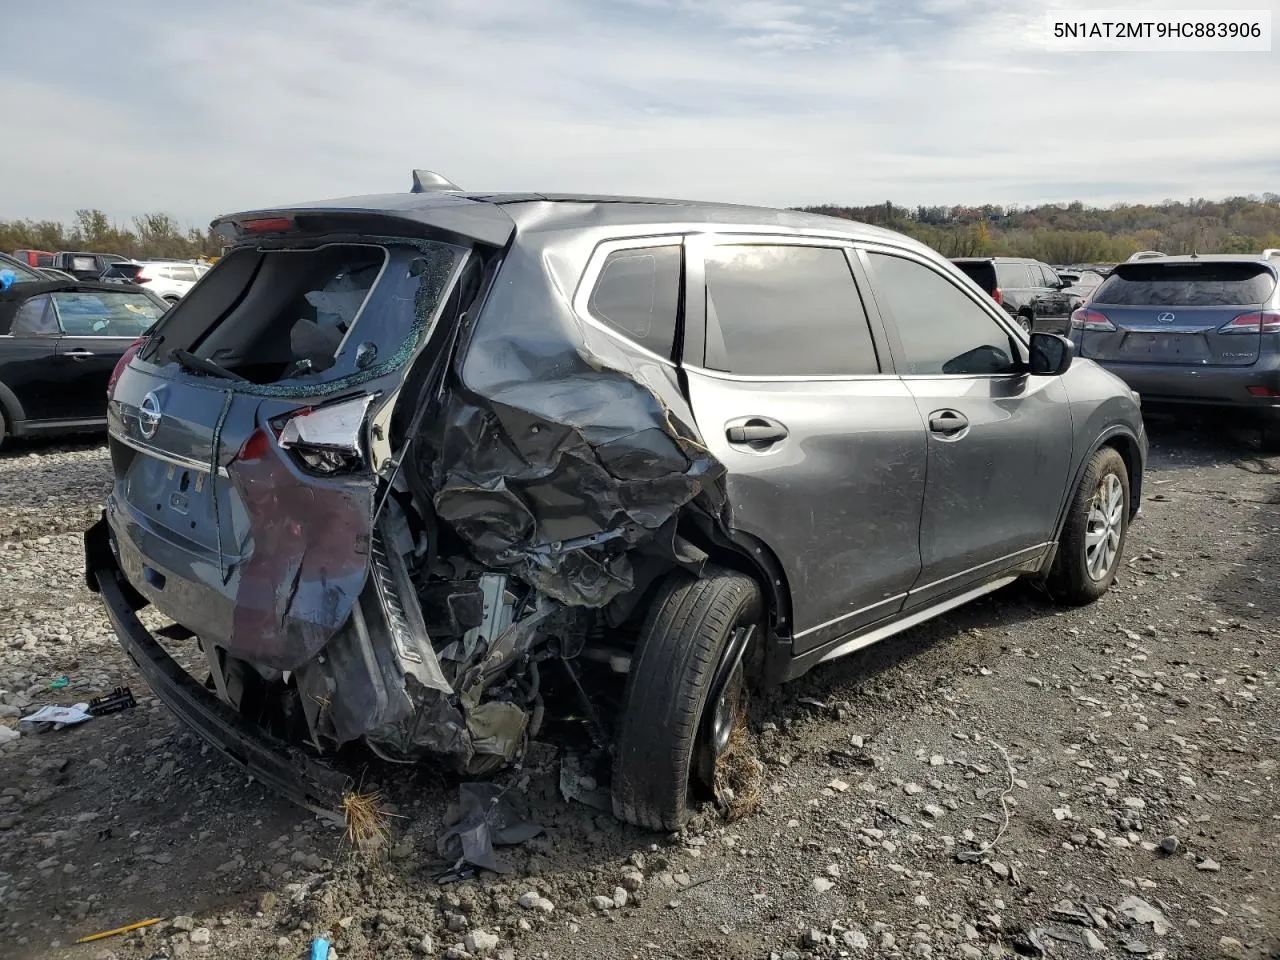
(680, 236), (927, 652)
(1032, 264), (1072, 332)
(860, 247), (1073, 607)
(1077, 260), (1277, 368)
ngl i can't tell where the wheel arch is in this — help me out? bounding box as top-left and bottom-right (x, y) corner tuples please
(1052, 424), (1143, 545)
(0, 380), (26, 435)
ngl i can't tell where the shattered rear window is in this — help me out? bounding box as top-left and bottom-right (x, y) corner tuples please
(1094, 262), (1277, 307)
(142, 240), (467, 391)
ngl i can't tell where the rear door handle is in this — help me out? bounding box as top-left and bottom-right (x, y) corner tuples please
(725, 417), (789, 446)
(928, 410), (969, 436)
(64, 348), (95, 359)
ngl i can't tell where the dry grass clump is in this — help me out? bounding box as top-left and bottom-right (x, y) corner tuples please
(713, 704), (763, 822)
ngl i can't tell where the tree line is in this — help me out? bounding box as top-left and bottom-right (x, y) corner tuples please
(6, 195), (1280, 265)
(798, 194), (1280, 262)
(1, 210), (221, 261)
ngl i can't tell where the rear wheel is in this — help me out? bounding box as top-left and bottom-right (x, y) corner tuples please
(612, 569), (762, 831)
(1049, 446), (1129, 604)
(1016, 314), (1033, 335)
(0, 407), (7, 450)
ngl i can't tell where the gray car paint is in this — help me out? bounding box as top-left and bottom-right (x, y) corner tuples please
(95, 190), (1147, 772)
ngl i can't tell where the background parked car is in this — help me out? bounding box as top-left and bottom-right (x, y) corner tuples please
(1070, 253), (1280, 444)
(950, 256), (1078, 333)
(1057, 268), (1107, 304)
(0, 281), (166, 445)
(52, 251), (136, 280)
(11, 249), (56, 268)
(136, 260), (210, 302)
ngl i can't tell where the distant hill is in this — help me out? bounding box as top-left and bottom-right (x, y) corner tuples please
(797, 195), (1280, 262)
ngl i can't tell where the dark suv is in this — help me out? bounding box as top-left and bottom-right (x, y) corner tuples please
(1069, 254), (1280, 443)
(952, 257), (1078, 334)
(86, 174), (1146, 830)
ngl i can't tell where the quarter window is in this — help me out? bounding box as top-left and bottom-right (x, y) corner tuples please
(10, 296), (58, 336)
(867, 253), (1019, 376)
(587, 245), (681, 359)
(703, 245), (879, 376)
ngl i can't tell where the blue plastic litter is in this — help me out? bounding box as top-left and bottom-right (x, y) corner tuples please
(309, 937), (330, 960)
(0, 270), (16, 291)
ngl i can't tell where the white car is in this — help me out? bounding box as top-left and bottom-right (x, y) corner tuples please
(137, 261), (210, 303)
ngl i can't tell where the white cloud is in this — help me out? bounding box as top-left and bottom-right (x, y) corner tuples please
(2, 0), (1278, 226)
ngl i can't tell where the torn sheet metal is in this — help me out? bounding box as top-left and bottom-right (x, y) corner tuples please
(435, 782), (543, 875)
(225, 429), (373, 671)
(431, 235), (726, 607)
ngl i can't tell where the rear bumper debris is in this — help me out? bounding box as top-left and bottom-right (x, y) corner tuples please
(85, 515), (350, 823)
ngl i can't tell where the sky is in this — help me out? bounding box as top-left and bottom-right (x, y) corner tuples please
(5, 0), (1279, 228)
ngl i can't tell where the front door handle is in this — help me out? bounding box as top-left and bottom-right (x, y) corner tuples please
(725, 417), (789, 446)
(64, 348), (95, 359)
(928, 410), (969, 436)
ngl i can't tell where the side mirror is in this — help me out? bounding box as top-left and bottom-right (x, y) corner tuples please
(1029, 332), (1074, 376)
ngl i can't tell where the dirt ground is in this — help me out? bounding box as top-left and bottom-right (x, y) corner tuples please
(1, 412), (1276, 960)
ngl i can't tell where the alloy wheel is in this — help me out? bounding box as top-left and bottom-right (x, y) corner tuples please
(1084, 472), (1124, 580)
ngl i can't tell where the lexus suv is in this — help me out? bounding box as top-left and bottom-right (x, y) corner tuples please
(1069, 254), (1280, 445)
(86, 172), (1146, 830)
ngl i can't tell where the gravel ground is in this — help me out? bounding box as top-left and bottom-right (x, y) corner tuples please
(0, 416), (1277, 960)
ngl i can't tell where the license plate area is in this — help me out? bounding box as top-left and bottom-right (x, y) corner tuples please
(124, 458), (220, 548)
(1119, 332), (1208, 362)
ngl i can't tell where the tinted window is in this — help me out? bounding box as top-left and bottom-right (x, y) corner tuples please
(587, 245), (680, 358)
(704, 245), (878, 376)
(996, 263), (1030, 288)
(1093, 262), (1277, 306)
(171, 265), (199, 282)
(11, 296), (58, 336)
(53, 291), (165, 337)
(868, 253), (1019, 376)
(1039, 265), (1061, 286)
(952, 260), (996, 293)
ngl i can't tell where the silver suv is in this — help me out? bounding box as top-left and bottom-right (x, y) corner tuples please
(86, 173), (1147, 830)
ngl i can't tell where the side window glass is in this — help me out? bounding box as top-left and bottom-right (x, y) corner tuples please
(996, 263), (1023, 289)
(1041, 265), (1061, 287)
(173, 266), (198, 282)
(10, 297), (58, 336)
(867, 253), (1019, 376)
(587, 245), (680, 359)
(703, 245), (879, 376)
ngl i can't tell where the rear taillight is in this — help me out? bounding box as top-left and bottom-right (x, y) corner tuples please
(1218, 311), (1280, 334)
(1070, 307), (1116, 331)
(1246, 385), (1280, 398)
(107, 336), (147, 398)
(133, 275), (150, 284)
(240, 217), (295, 235)
(992, 288), (1003, 305)
(264, 395), (374, 475)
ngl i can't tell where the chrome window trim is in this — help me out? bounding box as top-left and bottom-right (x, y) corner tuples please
(682, 362), (898, 384)
(571, 234), (687, 368)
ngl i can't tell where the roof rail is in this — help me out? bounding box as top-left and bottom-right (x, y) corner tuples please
(411, 170), (461, 193)
(1125, 250), (1167, 262)
(1263, 248), (1280, 259)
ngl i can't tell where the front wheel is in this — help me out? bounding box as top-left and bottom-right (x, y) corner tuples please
(1048, 446), (1129, 604)
(611, 570), (762, 831)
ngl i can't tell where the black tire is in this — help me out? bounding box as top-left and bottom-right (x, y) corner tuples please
(1049, 446), (1129, 605)
(612, 569), (762, 831)
(164, 295), (180, 304)
(1017, 314), (1033, 335)
(0, 406), (8, 450)
(1258, 415), (1280, 453)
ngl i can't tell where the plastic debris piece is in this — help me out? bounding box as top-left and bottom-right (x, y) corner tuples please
(89, 687), (137, 716)
(75, 917), (164, 943)
(49, 677), (70, 690)
(559, 752), (613, 812)
(435, 782), (543, 876)
(309, 936), (331, 960)
(21, 703), (92, 729)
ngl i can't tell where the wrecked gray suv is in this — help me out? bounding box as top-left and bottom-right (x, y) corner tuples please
(86, 172), (1147, 830)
